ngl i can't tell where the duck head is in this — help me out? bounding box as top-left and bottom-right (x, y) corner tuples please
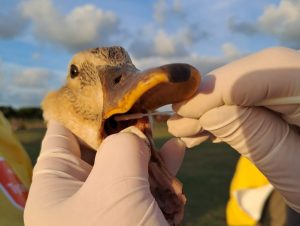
(42, 46), (201, 150)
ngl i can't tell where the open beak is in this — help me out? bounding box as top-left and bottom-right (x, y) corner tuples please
(102, 63), (201, 120)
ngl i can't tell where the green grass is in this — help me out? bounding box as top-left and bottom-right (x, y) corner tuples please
(15, 123), (239, 226)
(15, 128), (46, 165)
(163, 138), (238, 226)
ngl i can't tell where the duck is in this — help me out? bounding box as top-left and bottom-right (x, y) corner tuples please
(42, 46), (200, 225)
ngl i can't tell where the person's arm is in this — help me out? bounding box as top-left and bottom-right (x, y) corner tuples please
(24, 121), (185, 226)
(167, 47), (300, 212)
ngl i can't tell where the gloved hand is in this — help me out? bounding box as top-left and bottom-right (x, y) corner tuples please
(24, 121), (185, 226)
(167, 47), (300, 212)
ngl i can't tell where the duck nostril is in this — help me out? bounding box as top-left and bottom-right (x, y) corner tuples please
(167, 64), (191, 83)
(114, 75), (122, 84)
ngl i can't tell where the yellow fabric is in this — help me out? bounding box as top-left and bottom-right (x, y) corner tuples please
(0, 111), (32, 226)
(226, 157), (270, 226)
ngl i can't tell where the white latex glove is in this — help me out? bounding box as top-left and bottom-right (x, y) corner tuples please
(167, 47), (300, 213)
(24, 121), (185, 226)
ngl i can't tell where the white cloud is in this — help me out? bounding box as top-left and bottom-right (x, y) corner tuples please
(176, 24), (208, 45)
(228, 0), (300, 48)
(173, 0), (183, 12)
(153, 0), (186, 24)
(129, 28), (187, 58)
(154, 30), (177, 57)
(258, 0), (300, 47)
(0, 61), (64, 107)
(133, 43), (242, 74)
(228, 17), (258, 35)
(13, 68), (53, 88)
(154, 0), (167, 24)
(20, 0), (120, 51)
(129, 28), (184, 58)
(129, 24), (207, 58)
(222, 42), (240, 58)
(130, 0), (207, 59)
(0, 10), (28, 38)
(31, 52), (41, 60)
(211, 0), (241, 11)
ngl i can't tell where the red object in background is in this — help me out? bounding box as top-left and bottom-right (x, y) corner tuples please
(0, 157), (28, 209)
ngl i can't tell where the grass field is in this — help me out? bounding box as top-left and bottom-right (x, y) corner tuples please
(15, 123), (239, 226)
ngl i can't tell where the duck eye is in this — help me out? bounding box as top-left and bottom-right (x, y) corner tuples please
(70, 64), (79, 78)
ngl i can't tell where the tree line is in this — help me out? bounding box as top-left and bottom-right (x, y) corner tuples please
(0, 106), (43, 119)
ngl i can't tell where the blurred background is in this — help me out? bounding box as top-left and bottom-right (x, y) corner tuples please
(1, 0), (299, 225)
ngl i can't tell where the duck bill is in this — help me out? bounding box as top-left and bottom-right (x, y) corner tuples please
(102, 63), (201, 119)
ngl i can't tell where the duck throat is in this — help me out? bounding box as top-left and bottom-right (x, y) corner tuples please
(42, 90), (103, 150)
(67, 109), (102, 151)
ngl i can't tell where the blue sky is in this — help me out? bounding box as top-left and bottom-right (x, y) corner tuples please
(1, 0), (299, 107)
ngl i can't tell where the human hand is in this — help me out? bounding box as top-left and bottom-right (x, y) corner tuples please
(24, 121), (185, 226)
(167, 47), (300, 212)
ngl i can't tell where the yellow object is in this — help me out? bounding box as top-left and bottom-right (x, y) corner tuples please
(0, 111), (32, 226)
(226, 157), (270, 226)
